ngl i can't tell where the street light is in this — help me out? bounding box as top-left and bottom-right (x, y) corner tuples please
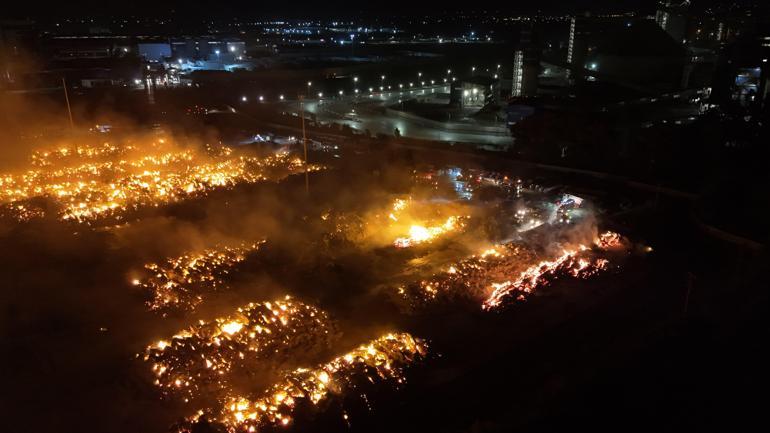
(447, 69), (451, 74)
(338, 90), (344, 96)
(307, 81), (312, 87)
(418, 72), (422, 77)
(279, 94), (285, 100)
(318, 92), (323, 98)
(241, 96), (247, 102)
(399, 84), (403, 89)
(259, 95), (264, 101)
(430, 80), (434, 85)
(369, 87), (374, 92)
(353, 76), (358, 82)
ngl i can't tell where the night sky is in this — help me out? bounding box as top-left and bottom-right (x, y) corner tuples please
(4, 1), (750, 20)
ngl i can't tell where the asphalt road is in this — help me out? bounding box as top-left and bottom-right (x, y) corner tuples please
(274, 85), (514, 146)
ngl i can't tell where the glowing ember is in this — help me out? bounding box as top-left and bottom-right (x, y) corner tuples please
(138, 241), (265, 313)
(141, 297), (336, 404)
(393, 216), (465, 248)
(181, 332), (427, 432)
(0, 140), (320, 222)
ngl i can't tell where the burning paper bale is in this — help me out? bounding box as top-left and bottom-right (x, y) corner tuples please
(135, 241), (266, 313)
(142, 297), (337, 405)
(0, 140), (320, 222)
(180, 332), (427, 432)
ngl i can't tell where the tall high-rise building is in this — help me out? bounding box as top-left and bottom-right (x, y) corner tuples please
(655, 1), (690, 43)
(511, 23), (540, 97)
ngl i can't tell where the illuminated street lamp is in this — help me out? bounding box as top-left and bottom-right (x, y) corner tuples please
(338, 90), (344, 96)
(279, 94), (285, 100)
(369, 87), (374, 92)
(259, 95), (264, 101)
(430, 80), (435, 85)
(353, 76), (359, 82)
(379, 86), (383, 91)
(241, 96), (247, 102)
(318, 92), (323, 98)
(447, 69), (451, 74)
(418, 72), (422, 78)
(399, 84), (403, 89)
(354, 89), (359, 93)
(421, 81), (425, 86)
(409, 82), (413, 87)
(307, 81), (312, 87)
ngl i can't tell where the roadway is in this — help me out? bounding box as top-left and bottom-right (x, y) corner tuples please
(273, 85), (514, 147)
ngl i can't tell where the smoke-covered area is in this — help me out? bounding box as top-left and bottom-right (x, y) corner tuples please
(0, 94), (634, 433)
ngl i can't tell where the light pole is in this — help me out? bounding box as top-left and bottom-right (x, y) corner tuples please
(62, 77), (74, 129)
(298, 95), (309, 195)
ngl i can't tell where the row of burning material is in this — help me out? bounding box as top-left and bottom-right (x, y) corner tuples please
(0, 140), (318, 222)
(143, 296), (428, 432)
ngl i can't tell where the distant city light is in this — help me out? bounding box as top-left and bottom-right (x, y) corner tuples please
(318, 92), (323, 98)
(279, 95), (284, 100)
(353, 76), (359, 82)
(307, 81), (312, 87)
(259, 95), (264, 101)
(241, 96), (247, 102)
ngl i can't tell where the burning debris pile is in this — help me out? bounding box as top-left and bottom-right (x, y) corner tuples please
(396, 244), (537, 307)
(482, 247), (609, 310)
(397, 231), (625, 310)
(135, 241), (266, 313)
(0, 139), (319, 222)
(142, 297), (337, 405)
(181, 332), (428, 433)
